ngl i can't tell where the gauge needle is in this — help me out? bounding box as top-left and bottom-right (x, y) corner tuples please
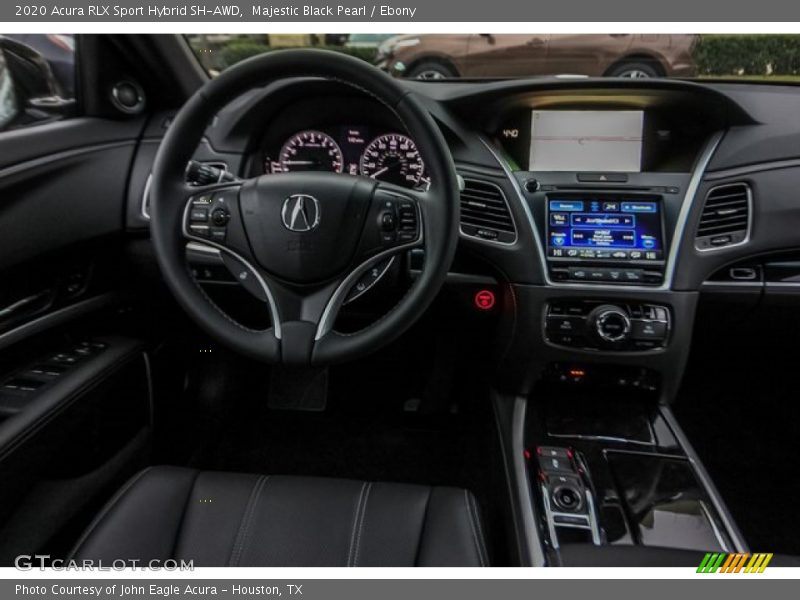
(370, 166), (389, 178)
(282, 160), (316, 166)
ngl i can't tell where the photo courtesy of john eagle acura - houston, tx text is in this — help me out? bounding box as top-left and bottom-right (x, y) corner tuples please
(0, 30), (799, 571)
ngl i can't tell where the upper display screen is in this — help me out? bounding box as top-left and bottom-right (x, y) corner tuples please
(529, 110), (644, 172)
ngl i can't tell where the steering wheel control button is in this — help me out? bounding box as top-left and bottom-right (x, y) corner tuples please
(395, 201), (420, 242)
(186, 190), (238, 243)
(380, 211), (396, 232)
(211, 209), (230, 227)
(373, 193), (420, 248)
(190, 208), (209, 222)
(344, 258), (394, 305)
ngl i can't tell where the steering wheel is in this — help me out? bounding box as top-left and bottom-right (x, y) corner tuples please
(149, 49), (460, 365)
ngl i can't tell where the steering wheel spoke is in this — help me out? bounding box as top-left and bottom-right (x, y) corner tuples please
(181, 183), (284, 337)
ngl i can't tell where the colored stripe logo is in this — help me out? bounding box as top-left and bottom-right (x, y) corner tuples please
(697, 553), (773, 573)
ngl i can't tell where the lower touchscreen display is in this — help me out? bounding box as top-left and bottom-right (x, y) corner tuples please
(547, 197), (664, 261)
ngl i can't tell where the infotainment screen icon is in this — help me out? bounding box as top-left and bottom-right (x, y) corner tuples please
(546, 197), (664, 262)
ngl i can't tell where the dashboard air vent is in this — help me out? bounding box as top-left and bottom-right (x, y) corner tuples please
(695, 183), (751, 250)
(460, 179), (516, 244)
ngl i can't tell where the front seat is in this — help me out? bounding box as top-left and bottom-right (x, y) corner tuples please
(69, 466), (489, 567)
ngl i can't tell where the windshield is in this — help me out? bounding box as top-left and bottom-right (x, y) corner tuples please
(187, 34), (800, 83)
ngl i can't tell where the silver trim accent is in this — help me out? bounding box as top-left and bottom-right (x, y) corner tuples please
(595, 308), (631, 343)
(186, 241), (222, 256)
(479, 132), (724, 291)
(315, 194), (423, 340)
(764, 281), (800, 288)
(699, 500), (732, 553)
(704, 157), (800, 181)
(694, 182), (753, 253)
(458, 177), (519, 246)
(541, 482), (561, 550)
(548, 432), (655, 446)
(659, 405), (748, 553)
(702, 280), (762, 289)
(540, 484), (602, 549)
(141, 174), (152, 219)
(584, 489), (603, 545)
(181, 196), (283, 339)
(511, 396), (547, 566)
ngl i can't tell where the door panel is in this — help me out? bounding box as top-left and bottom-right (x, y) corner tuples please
(0, 117), (144, 272)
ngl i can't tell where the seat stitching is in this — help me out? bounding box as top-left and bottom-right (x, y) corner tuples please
(227, 475), (269, 567)
(468, 491), (489, 567)
(352, 482), (373, 567)
(67, 466), (156, 560)
(346, 482), (368, 567)
(170, 469), (202, 559)
(464, 489), (486, 567)
(412, 487), (433, 567)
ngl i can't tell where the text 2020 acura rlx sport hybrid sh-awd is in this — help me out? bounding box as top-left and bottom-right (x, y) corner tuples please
(0, 33), (799, 567)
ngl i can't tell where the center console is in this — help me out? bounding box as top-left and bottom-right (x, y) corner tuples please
(545, 299), (670, 351)
(522, 390), (744, 563)
(482, 93), (743, 564)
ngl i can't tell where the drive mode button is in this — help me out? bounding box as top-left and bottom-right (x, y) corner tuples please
(546, 316), (585, 335)
(632, 320), (667, 341)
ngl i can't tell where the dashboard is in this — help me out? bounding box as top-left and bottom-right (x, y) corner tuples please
(125, 74), (800, 403)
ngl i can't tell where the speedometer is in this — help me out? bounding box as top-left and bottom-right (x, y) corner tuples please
(360, 133), (425, 188)
(279, 130), (344, 173)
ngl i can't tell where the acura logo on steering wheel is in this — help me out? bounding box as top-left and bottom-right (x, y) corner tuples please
(281, 194), (320, 232)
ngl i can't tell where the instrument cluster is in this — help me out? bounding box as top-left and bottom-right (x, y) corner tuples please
(263, 126), (430, 190)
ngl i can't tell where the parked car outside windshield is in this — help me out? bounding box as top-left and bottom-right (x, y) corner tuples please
(187, 33), (800, 84)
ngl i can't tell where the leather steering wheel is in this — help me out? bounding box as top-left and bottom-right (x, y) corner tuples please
(149, 49), (460, 365)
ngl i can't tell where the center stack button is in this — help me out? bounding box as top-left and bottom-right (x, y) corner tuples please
(588, 304), (631, 344)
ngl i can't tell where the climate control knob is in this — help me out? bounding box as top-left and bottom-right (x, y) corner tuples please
(589, 304), (631, 344)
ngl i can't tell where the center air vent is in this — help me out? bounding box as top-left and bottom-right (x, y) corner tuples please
(695, 183), (751, 250)
(460, 179), (516, 244)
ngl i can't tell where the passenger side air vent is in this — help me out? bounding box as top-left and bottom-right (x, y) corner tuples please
(460, 179), (517, 244)
(695, 183), (751, 250)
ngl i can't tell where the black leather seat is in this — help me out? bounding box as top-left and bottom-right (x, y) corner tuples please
(70, 466), (489, 567)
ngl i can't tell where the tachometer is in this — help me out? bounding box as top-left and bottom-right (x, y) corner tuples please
(360, 133), (425, 188)
(278, 130), (344, 173)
